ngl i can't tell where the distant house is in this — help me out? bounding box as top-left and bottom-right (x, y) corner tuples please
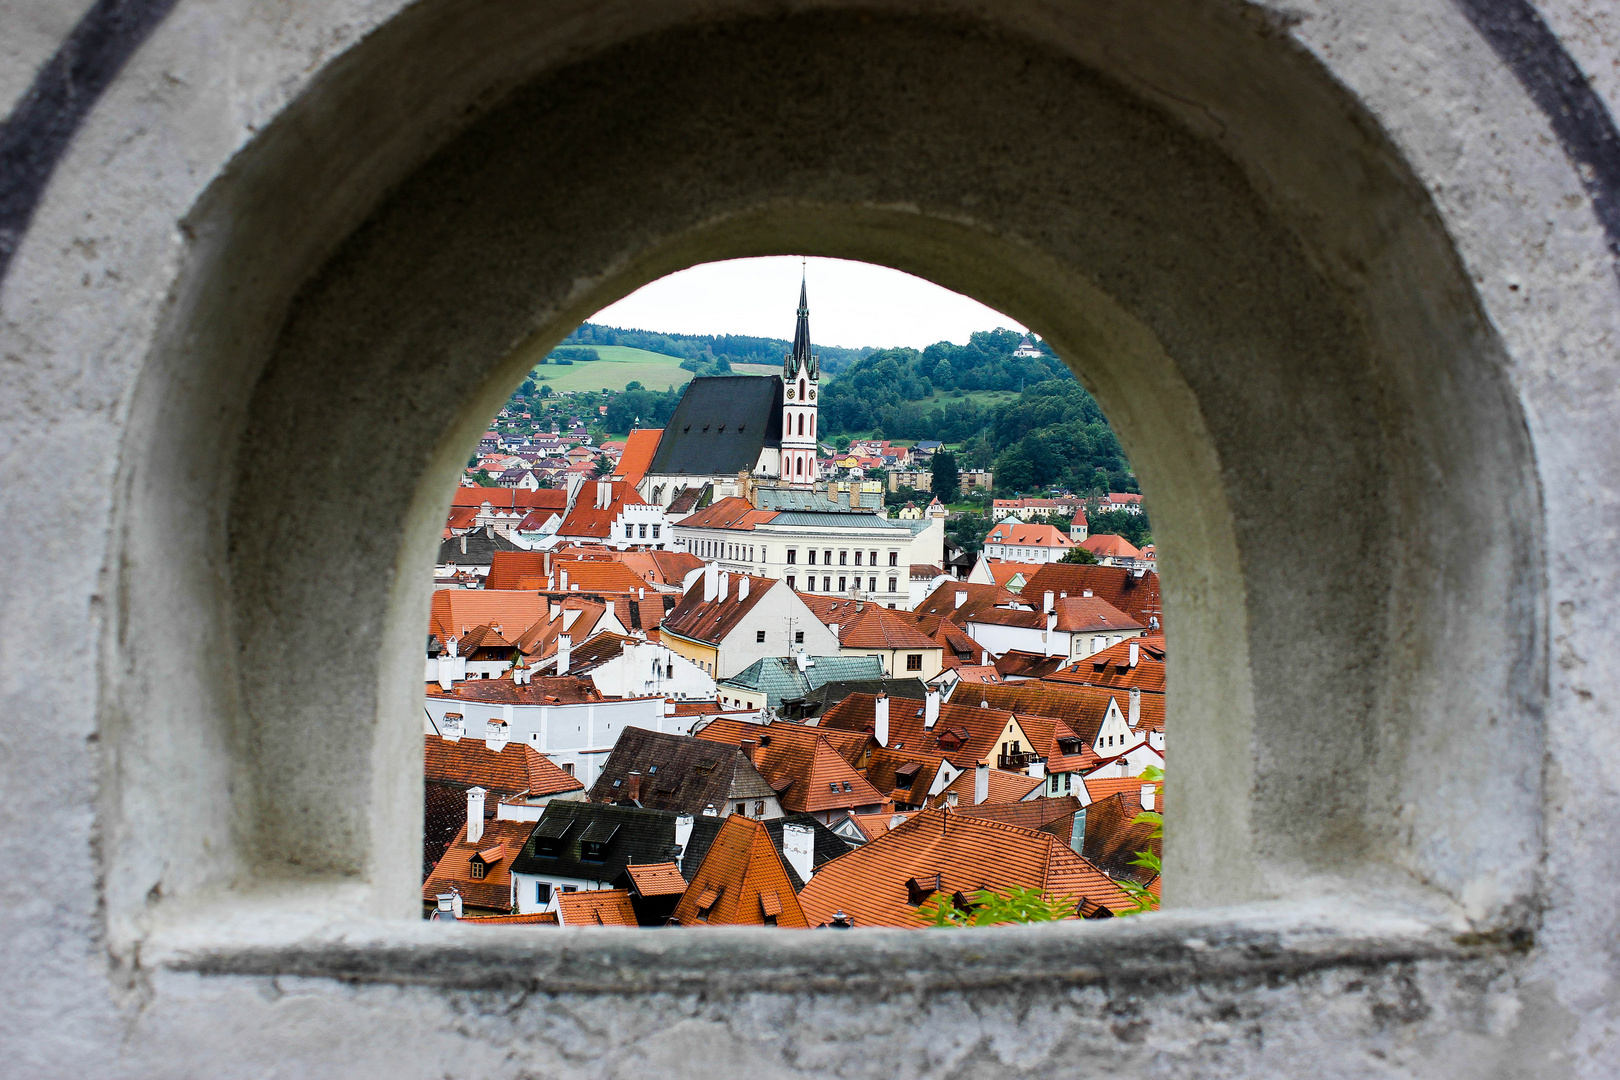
(421, 794), (537, 917)
(564, 630), (717, 702)
(588, 727), (783, 821)
(669, 815), (809, 927)
(714, 653), (885, 713)
(1081, 533), (1143, 567)
(434, 526), (527, 582)
(962, 591), (1144, 662)
(693, 717), (886, 824)
(982, 520), (1075, 563)
(796, 809), (1130, 927)
(509, 802), (689, 914)
(659, 568), (839, 680)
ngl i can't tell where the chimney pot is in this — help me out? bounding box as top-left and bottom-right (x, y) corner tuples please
(1083, 589), (1093, 598)
(466, 786), (486, 844)
(740, 738), (758, 765)
(738, 576), (749, 601)
(974, 763), (989, 805)
(1141, 783), (1156, 812)
(954, 591), (968, 609)
(558, 634), (572, 673)
(1128, 687), (1141, 727)
(782, 822), (816, 884)
(924, 688), (940, 728)
(626, 770), (642, 802)
(874, 694), (890, 748)
(1043, 590), (1054, 613)
(1129, 640), (1140, 668)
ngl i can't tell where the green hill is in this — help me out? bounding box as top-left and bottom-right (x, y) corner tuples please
(531, 345), (779, 393)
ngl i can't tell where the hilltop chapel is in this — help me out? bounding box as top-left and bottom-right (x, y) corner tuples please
(631, 277), (823, 508)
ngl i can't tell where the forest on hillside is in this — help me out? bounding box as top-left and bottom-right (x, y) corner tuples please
(560, 322), (869, 375)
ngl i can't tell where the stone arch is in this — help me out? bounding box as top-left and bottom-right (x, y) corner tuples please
(103, 6), (1545, 935)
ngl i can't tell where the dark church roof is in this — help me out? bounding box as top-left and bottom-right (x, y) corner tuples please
(647, 375), (783, 477)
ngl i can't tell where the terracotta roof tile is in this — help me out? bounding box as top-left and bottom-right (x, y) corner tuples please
(932, 767), (1044, 807)
(955, 794), (1083, 832)
(448, 487), (569, 511)
(670, 815), (808, 927)
(424, 735), (583, 797)
(623, 862), (688, 897)
(1082, 534), (1141, 559)
(972, 681), (1162, 742)
(678, 496), (780, 531)
(819, 692), (1029, 771)
(835, 605), (941, 649)
(695, 719), (885, 813)
(556, 888), (639, 927)
(985, 522), (1074, 549)
(796, 809), (1130, 927)
(1019, 564), (1162, 628)
(912, 581), (1026, 627)
(662, 574), (778, 646)
(427, 675), (604, 705)
(1048, 635), (1166, 694)
(614, 428), (663, 487)
(428, 590), (548, 644)
(421, 818), (535, 913)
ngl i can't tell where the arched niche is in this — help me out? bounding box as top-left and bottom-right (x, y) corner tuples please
(109, 5), (1541, 949)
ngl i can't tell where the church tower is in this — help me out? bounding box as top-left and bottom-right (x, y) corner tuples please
(781, 273), (820, 487)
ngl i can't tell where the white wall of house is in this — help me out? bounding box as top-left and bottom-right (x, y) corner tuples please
(711, 581), (840, 679)
(422, 694), (684, 790)
(585, 638), (716, 701)
(674, 521), (917, 609)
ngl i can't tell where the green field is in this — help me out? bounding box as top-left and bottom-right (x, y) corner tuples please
(530, 345), (781, 394)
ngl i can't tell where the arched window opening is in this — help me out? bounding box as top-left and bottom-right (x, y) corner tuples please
(423, 255), (1160, 925)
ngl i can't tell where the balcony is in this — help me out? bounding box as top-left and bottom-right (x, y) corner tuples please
(997, 751), (1039, 771)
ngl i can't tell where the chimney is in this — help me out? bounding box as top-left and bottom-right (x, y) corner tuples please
(485, 718), (508, 752)
(974, 762), (989, 805)
(674, 812), (695, 867)
(782, 822), (816, 884)
(740, 737), (758, 765)
(1029, 758), (1047, 780)
(597, 480), (612, 509)
(1082, 589), (1093, 598)
(557, 634), (571, 673)
(738, 575), (749, 602)
(702, 803), (719, 817)
(1129, 640), (1140, 668)
(434, 891), (463, 920)
(626, 770), (642, 802)
(945, 790), (959, 809)
(1129, 687), (1141, 728)
(1043, 590), (1054, 613)
(703, 562), (718, 602)
(954, 590), (968, 610)
(874, 694), (890, 748)
(924, 688), (940, 729)
(559, 568), (569, 592)
(1068, 807), (1087, 855)
(1141, 783), (1156, 812)
(460, 534), (467, 555)
(441, 713), (464, 741)
(829, 622), (839, 640)
(466, 786), (486, 844)
(796, 653), (809, 672)
(544, 551), (552, 577)
(717, 572), (729, 602)
(1046, 612), (1059, 656)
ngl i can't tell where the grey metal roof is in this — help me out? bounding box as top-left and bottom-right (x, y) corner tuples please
(768, 511), (910, 531)
(647, 375), (783, 476)
(719, 655), (886, 707)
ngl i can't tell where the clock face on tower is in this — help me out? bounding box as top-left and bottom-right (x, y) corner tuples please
(808, 389), (816, 400)
(786, 388), (795, 400)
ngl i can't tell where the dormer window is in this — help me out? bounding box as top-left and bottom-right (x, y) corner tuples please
(469, 856), (488, 880)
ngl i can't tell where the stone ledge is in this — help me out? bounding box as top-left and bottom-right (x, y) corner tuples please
(147, 896), (1510, 995)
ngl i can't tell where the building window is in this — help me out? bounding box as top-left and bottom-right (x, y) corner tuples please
(868, 577), (876, 592)
(470, 859), (487, 880)
(889, 551), (899, 566)
(823, 576), (831, 591)
(795, 631), (805, 644)
(839, 576), (847, 592)
(807, 550), (816, 565)
(888, 576), (897, 593)
(638, 524), (647, 538)
(854, 551), (862, 565)
(536, 882), (551, 905)
(824, 550), (832, 564)
(787, 549), (796, 564)
(839, 550), (848, 565)
(786, 575), (796, 589)
(561, 762), (575, 776)
(652, 525), (660, 539)
(736, 802), (747, 815)
(625, 524), (634, 539)
(906, 654), (923, 671)
(755, 800), (765, 816)
(756, 630), (766, 643)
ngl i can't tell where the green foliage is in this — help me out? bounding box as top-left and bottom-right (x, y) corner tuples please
(1115, 765), (1164, 916)
(564, 321), (867, 375)
(549, 346), (600, 363)
(520, 380), (537, 396)
(885, 485), (930, 509)
(472, 470), (499, 488)
(946, 511), (992, 555)
(602, 385), (683, 433)
(624, 380), (643, 391)
(1059, 545), (1098, 564)
(931, 450), (960, 502)
(1085, 505), (1153, 548)
(591, 456), (614, 477)
(915, 887), (1078, 927)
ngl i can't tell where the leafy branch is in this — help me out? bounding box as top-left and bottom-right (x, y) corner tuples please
(914, 886), (1079, 927)
(1115, 765), (1163, 916)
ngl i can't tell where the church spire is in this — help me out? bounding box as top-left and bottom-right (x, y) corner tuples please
(788, 268), (812, 377)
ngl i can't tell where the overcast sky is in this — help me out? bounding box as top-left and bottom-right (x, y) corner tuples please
(587, 256), (1029, 351)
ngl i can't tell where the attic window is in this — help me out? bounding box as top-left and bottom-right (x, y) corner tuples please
(828, 782), (839, 793)
(842, 781), (853, 792)
(469, 856), (487, 880)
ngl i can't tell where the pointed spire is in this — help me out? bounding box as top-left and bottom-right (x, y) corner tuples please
(791, 267), (812, 376)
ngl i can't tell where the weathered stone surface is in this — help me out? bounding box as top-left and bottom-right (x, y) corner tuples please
(1, 1), (1617, 1076)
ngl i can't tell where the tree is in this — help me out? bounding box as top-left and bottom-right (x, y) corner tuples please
(1059, 545), (1097, 564)
(473, 469), (499, 487)
(915, 886), (1078, 927)
(625, 380), (643, 391)
(591, 456), (614, 478)
(931, 450), (960, 502)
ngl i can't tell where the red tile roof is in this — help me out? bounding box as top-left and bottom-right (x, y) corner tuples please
(992, 651), (1066, 679)
(797, 809), (1130, 926)
(428, 590), (547, 644)
(932, 767), (1044, 807)
(985, 522), (1074, 549)
(1048, 635), (1166, 694)
(695, 718), (885, 813)
(678, 496), (779, 531)
(912, 581), (1026, 627)
(484, 551), (548, 590)
(835, 604), (941, 649)
(556, 888), (639, 927)
(1082, 534), (1142, 560)
(555, 481), (648, 540)
(670, 815), (809, 927)
(1019, 564), (1162, 628)
(614, 428), (663, 487)
(449, 487), (569, 511)
(972, 681), (1159, 743)
(427, 675), (604, 705)
(424, 735), (584, 797)
(819, 692), (1027, 771)
(985, 561), (1043, 591)
(421, 818), (535, 913)
(623, 862), (688, 897)
(662, 574), (778, 646)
